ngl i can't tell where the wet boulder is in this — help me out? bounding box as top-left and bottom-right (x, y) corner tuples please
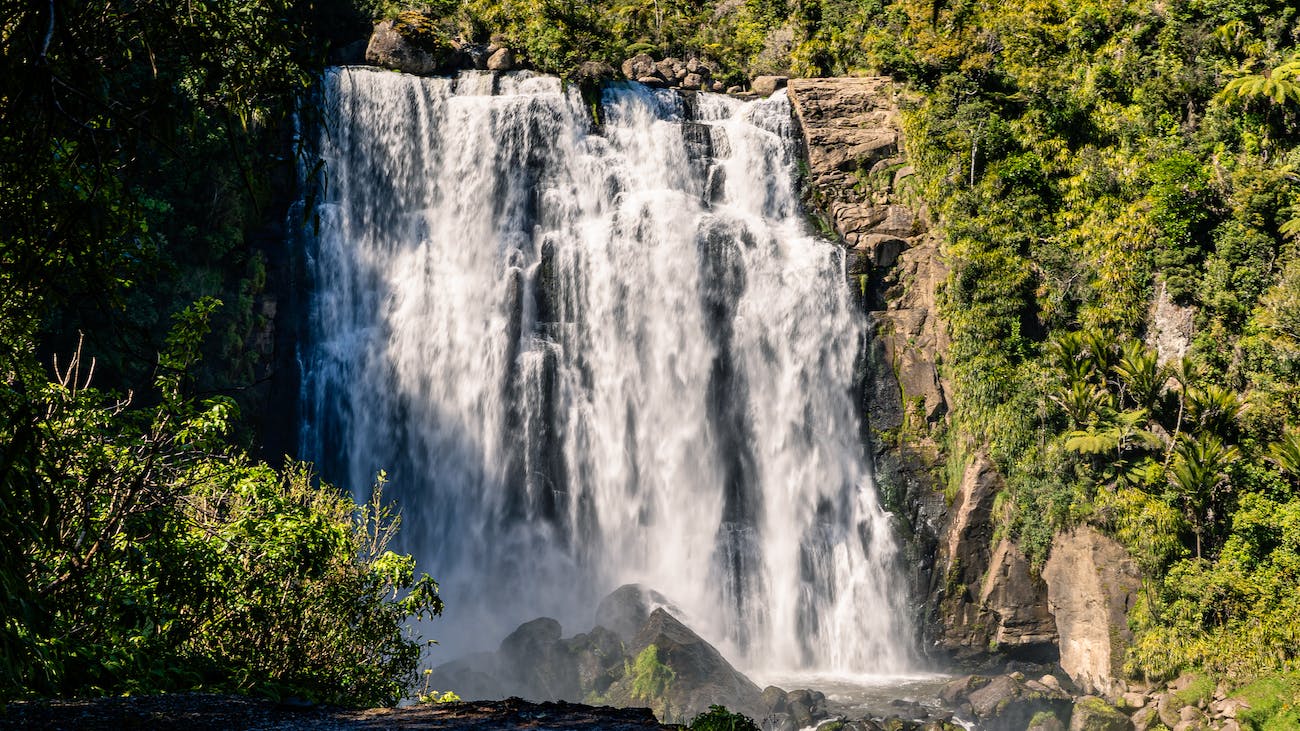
(497, 617), (581, 701)
(966, 673), (1074, 731)
(594, 584), (677, 643)
(605, 608), (764, 722)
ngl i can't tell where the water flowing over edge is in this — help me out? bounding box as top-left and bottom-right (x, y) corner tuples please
(297, 66), (917, 676)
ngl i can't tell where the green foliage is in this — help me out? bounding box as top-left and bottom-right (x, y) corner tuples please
(689, 705), (761, 731)
(0, 304), (442, 705)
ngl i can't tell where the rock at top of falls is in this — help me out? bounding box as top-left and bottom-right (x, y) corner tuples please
(298, 66), (915, 674)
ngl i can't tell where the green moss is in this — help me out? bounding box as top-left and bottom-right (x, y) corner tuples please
(626, 644), (674, 702)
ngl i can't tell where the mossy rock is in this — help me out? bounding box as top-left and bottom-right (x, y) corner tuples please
(391, 11), (454, 55)
(1070, 696), (1130, 731)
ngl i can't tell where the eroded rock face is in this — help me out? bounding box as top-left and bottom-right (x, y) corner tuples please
(1043, 527), (1141, 698)
(980, 538), (1059, 657)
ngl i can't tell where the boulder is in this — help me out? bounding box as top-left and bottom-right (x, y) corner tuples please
(1043, 527), (1142, 697)
(939, 674), (990, 704)
(1028, 712), (1068, 731)
(605, 608), (764, 722)
(622, 53), (658, 80)
(967, 673), (1073, 731)
(1069, 696), (1133, 731)
(751, 75), (788, 96)
(761, 685), (788, 714)
(574, 60), (617, 84)
(1130, 706), (1160, 731)
(567, 625), (626, 696)
(681, 73), (704, 90)
(655, 57), (687, 83)
(365, 15), (453, 75)
(486, 47), (515, 71)
(497, 617), (581, 700)
(594, 584), (677, 643)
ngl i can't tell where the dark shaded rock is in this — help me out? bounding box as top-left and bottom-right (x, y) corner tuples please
(328, 38), (368, 65)
(594, 584), (676, 643)
(979, 537), (1059, 659)
(606, 608), (764, 722)
(574, 61), (617, 84)
(498, 617), (580, 701)
(567, 625), (626, 696)
(967, 673), (1074, 731)
(761, 685), (788, 714)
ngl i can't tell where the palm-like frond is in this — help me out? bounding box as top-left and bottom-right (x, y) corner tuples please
(1222, 54), (1300, 106)
(1268, 427), (1300, 476)
(1114, 340), (1167, 410)
(1186, 384), (1244, 437)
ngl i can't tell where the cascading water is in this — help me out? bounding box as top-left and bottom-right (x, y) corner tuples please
(299, 66), (915, 675)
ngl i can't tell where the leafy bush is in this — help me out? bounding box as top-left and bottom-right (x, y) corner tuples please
(0, 302), (442, 706)
(689, 705), (760, 731)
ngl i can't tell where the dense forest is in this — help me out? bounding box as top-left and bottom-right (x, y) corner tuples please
(2, 0), (1298, 723)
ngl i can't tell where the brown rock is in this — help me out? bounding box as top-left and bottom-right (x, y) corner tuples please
(486, 47), (514, 71)
(622, 53), (657, 80)
(681, 73), (704, 90)
(365, 17), (449, 75)
(979, 537), (1058, 653)
(751, 75), (788, 96)
(1043, 527), (1142, 698)
(1130, 706), (1159, 731)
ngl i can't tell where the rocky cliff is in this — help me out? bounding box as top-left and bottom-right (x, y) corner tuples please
(787, 80), (1149, 701)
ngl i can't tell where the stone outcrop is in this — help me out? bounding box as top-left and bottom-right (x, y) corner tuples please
(927, 456), (1056, 661)
(605, 608), (764, 723)
(428, 588), (764, 723)
(364, 13), (519, 76)
(979, 537), (1059, 656)
(1042, 527), (1142, 698)
(620, 54), (724, 92)
(594, 584), (677, 643)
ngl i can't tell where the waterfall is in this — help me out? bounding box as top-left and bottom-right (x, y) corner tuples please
(299, 66), (914, 674)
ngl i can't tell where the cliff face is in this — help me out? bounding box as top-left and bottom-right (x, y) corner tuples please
(787, 78), (1059, 667)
